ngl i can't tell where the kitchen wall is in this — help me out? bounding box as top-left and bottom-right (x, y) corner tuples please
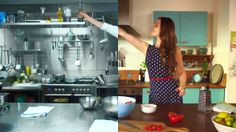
(226, 0), (236, 103)
(0, 2), (118, 77)
(119, 0), (236, 102)
(118, 0), (214, 79)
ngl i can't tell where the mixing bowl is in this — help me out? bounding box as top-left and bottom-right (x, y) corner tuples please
(79, 96), (101, 110)
(102, 96), (118, 116)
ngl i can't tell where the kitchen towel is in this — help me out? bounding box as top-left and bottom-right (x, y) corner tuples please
(21, 106), (54, 118)
(89, 119), (118, 132)
(213, 102), (236, 113)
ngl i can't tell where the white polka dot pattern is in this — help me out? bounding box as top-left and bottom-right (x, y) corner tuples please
(145, 45), (183, 104)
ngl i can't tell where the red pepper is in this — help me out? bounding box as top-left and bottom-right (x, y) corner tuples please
(177, 114), (184, 122)
(168, 112), (185, 123)
(169, 115), (179, 123)
(168, 112), (177, 118)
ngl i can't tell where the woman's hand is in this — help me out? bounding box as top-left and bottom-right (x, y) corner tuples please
(175, 86), (185, 96)
(79, 12), (90, 20)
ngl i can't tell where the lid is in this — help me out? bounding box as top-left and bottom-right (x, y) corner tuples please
(210, 64), (224, 84)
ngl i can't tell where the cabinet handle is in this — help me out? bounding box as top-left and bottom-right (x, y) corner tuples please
(147, 90), (150, 93)
(132, 90), (135, 94)
(182, 41), (188, 44)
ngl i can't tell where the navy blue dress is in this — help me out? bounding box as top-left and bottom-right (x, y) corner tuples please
(145, 45), (183, 104)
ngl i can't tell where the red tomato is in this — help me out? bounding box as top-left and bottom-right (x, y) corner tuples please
(151, 125), (157, 130)
(125, 101), (133, 104)
(169, 115), (179, 123)
(156, 125), (163, 131)
(177, 114), (184, 122)
(144, 125), (153, 131)
(168, 112), (177, 118)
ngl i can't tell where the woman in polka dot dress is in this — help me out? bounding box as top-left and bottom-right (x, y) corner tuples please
(119, 17), (186, 104)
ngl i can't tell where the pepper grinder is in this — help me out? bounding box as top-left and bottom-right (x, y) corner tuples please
(198, 85), (212, 113)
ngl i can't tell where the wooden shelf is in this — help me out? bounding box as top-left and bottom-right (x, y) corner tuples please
(183, 55), (214, 63)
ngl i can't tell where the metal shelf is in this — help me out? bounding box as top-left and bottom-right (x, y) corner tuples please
(11, 50), (45, 55)
(1, 21), (86, 26)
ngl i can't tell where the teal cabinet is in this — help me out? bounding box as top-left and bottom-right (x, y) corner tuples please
(142, 88), (225, 104)
(183, 88), (225, 104)
(153, 11), (208, 46)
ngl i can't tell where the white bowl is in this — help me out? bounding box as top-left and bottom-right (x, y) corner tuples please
(212, 115), (236, 132)
(141, 104), (157, 114)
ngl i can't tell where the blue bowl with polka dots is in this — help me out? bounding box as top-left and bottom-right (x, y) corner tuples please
(118, 96), (136, 117)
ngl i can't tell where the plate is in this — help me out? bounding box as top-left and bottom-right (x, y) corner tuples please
(210, 64), (224, 84)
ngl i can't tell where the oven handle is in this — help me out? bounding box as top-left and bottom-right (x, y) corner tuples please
(44, 94), (72, 96)
(73, 94), (93, 96)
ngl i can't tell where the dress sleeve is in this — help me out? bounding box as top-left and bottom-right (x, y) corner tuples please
(100, 23), (118, 38)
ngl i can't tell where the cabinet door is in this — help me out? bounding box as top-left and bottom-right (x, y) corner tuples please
(142, 88), (150, 104)
(153, 11), (181, 45)
(180, 12), (208, 46)
(183, 88), (199, 104)
(211, 88), (225, 103)
(118, 88), (131, 95)
(183, 88), (225, 104)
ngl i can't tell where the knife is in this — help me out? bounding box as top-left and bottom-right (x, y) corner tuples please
(119, 121), (142, 131)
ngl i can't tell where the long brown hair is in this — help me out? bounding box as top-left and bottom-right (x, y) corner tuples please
(158, 17), (177, 74)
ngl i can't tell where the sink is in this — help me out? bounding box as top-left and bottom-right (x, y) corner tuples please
(103, 74), (118, 84)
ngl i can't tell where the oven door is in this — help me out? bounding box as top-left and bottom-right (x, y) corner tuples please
(43, 94), (93, 103)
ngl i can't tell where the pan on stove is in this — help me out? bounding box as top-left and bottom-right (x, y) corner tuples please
(210, 64), (224, 84)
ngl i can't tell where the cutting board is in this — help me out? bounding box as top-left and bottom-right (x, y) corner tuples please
(119, 120), (189, 132)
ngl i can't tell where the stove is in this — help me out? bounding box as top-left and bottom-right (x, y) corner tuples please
(41, 77), (97, 103)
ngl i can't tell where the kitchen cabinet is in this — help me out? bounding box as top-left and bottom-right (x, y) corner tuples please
(153, 11), (208, 46)
(183, 88), (225, 104)
(142, 88), (225, 104)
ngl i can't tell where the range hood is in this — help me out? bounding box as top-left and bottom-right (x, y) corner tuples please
(118, 0), (141, 37)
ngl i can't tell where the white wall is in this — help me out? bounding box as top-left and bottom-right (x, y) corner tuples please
(226, 0), (236, 103)
(119, 0), (214, 70)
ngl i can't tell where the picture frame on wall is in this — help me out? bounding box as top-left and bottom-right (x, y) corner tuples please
(230, 31), (236, 49)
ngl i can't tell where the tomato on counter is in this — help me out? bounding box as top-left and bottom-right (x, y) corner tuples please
(168, 112), (184, 123)
(144, 124), (163, 131)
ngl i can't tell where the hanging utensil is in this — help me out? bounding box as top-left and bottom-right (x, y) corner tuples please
(89, 42), (94, 60)
(74, 42), (81, 66)
(58, 42), (64, 62)
(99, 16), (108, 51)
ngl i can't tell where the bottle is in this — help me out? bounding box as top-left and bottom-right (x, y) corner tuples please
(139, 69), (142, 82)
(77, 2), (84, 22)
(105, 67), (109, 75)
(57, 5), (63, 22)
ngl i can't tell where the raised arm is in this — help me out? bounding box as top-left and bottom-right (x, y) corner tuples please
(119, 27), (149, 54)
(79, 12), (118, 38)
(79, 12), (103, 28)
(175, 48), (187, 96)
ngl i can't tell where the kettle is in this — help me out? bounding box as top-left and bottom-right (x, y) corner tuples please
(198, 85), (212, 113)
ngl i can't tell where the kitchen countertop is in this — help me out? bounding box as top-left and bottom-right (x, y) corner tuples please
(0, 103), (112, 132)
(119, 104), (219, 131)
(119, 81), (225, 88)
